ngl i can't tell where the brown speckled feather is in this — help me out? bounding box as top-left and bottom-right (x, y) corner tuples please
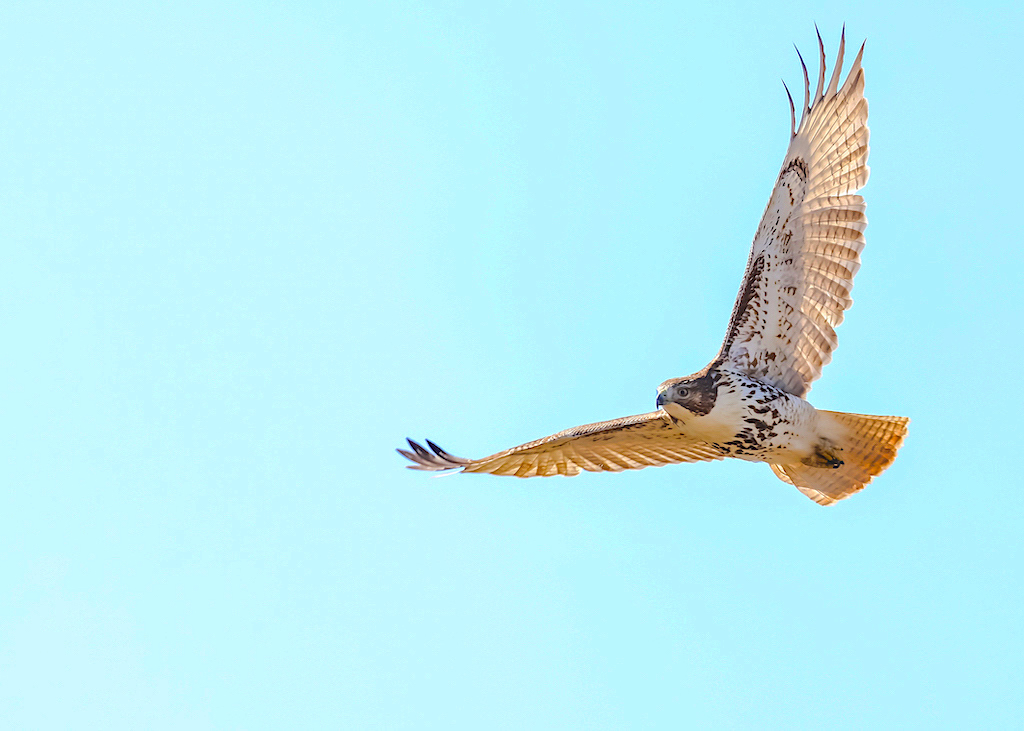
(716, 30), (869, 397)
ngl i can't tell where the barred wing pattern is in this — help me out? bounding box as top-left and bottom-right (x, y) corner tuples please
(716, 31), (869, 398)
(400, 411), (725, 477)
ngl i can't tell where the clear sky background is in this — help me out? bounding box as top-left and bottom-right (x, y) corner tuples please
(1, 1), (1021, 729)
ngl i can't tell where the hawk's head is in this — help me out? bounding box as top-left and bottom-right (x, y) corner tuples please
(656, 372), (718, 418)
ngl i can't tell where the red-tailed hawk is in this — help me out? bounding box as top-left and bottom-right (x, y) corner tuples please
(399, 29), (908, 505)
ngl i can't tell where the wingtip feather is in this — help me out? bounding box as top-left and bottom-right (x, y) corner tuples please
(795, 45), (811, 117)
(407, 438), (431, 458)
(399, 438), (469, 471)
(814, 27), (826, 101)
(782, 79), (796, 137)
(825, 28), (847, 96)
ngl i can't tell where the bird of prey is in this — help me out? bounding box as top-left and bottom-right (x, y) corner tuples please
(399, 30), (908, 505)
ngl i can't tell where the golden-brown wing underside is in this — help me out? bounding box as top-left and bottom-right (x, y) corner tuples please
(715, 30), (869, 398)
(399, 411), (726, 477)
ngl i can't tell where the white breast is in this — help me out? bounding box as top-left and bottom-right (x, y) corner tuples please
(668, 372), (824, 463)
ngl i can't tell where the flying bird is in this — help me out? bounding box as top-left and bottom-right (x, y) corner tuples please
(398, 30), (908, 505)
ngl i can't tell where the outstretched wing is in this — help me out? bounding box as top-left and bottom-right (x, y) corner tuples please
(715, 30), (869, 397)
(398, 411), (725, 477)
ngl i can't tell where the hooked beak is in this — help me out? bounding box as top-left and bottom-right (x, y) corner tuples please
(656, 392), (667, 409)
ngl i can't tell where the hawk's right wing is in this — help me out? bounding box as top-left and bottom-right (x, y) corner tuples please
(399, 411), (725, 477)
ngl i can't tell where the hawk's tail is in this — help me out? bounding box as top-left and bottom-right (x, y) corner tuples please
(770, 411), (909, 505)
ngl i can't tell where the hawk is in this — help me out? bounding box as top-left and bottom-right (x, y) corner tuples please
(398, 30), (909, 505)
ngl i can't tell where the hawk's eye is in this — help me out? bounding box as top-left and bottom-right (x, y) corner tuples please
(678, 388), (689, 398)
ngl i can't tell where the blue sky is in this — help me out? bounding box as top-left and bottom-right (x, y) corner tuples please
(1, 1), (1022, 728)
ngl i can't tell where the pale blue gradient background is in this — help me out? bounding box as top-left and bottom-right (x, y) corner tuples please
(1, 2), (1021, 729)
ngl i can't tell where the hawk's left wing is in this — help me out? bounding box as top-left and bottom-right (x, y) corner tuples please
(715, 31), (869, 398)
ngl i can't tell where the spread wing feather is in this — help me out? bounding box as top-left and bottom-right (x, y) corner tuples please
(716, 29), (869, 397)
(398, 411), (726, 477)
